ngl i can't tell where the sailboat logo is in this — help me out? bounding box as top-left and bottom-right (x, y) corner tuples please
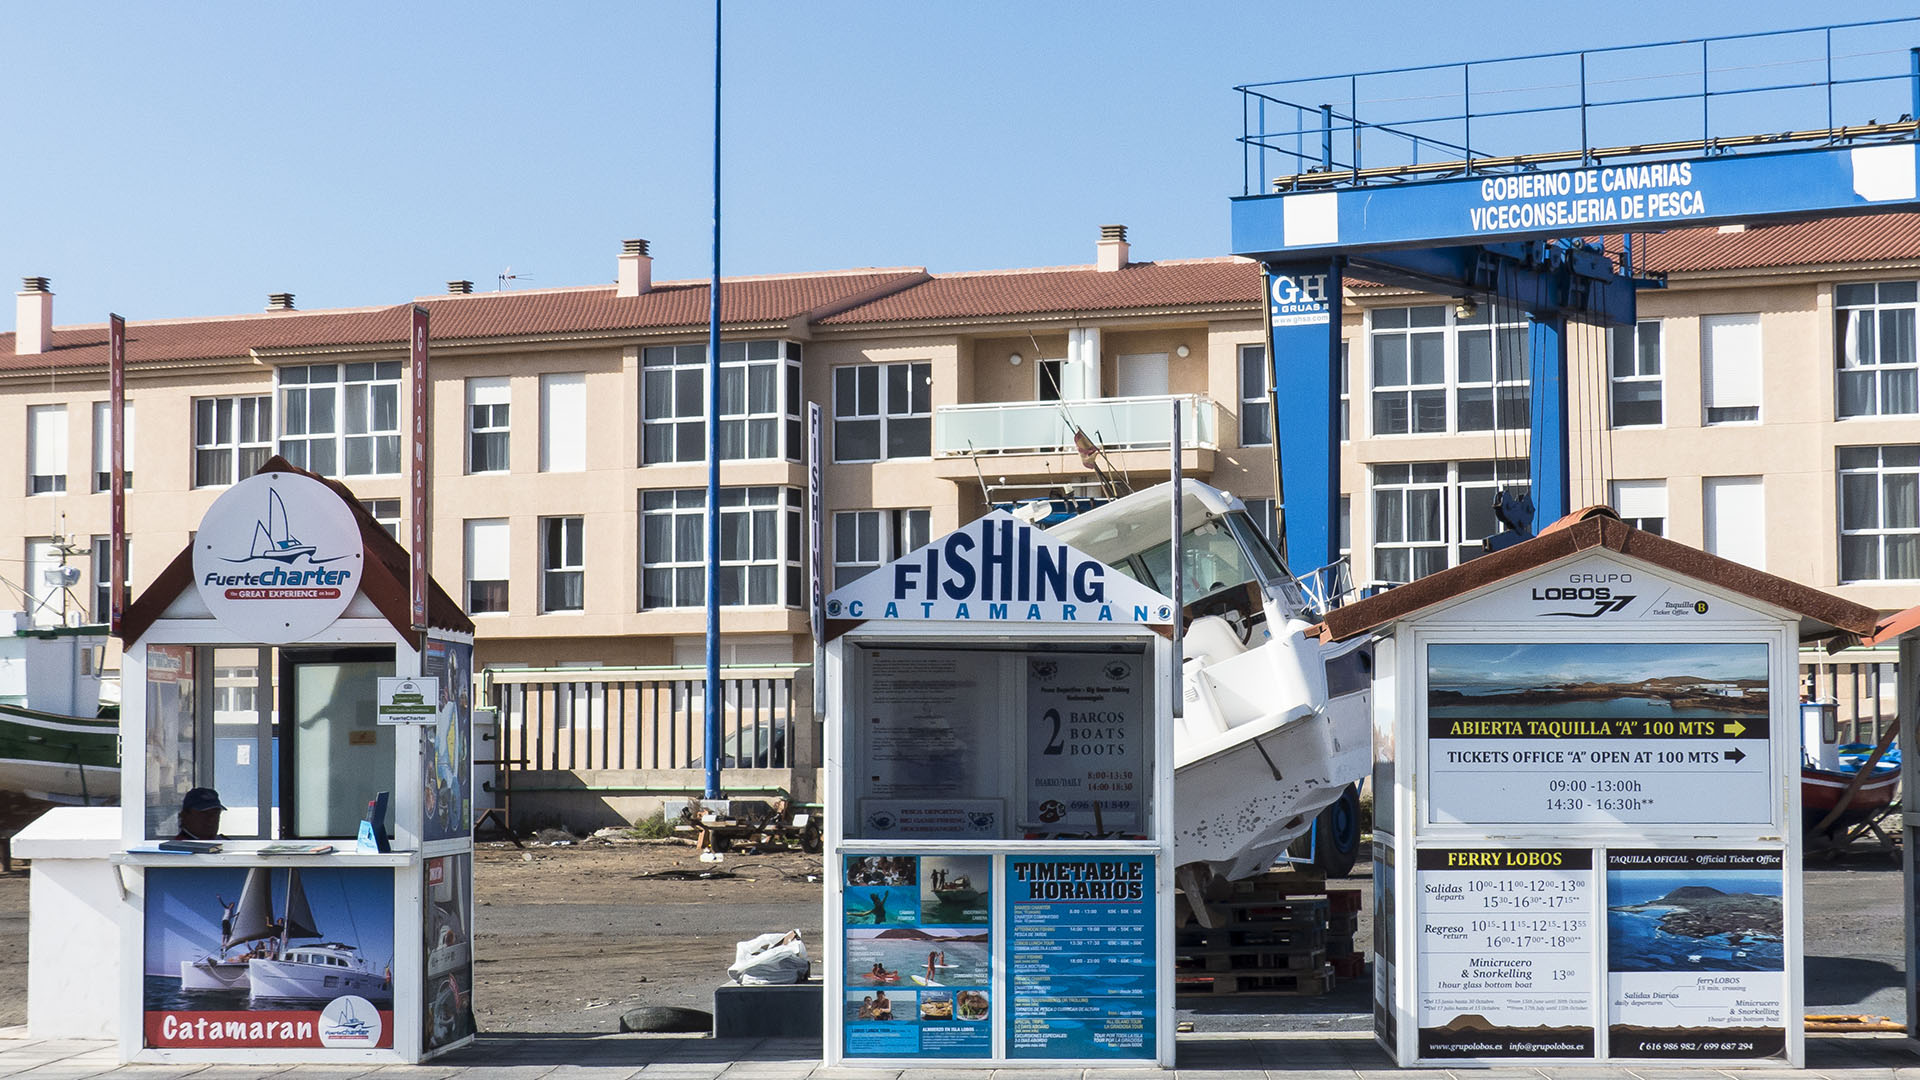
(318, 994), (383, 1047)
(224, 487), (351, 566)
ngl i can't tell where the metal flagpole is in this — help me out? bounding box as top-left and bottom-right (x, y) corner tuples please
(703, 0), (724, 802)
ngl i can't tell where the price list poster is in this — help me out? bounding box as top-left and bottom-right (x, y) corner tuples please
(1415, 849), (1596, 1058)
(1006, 856), (1155, 1060)
(1606, 850), (1786, 1059)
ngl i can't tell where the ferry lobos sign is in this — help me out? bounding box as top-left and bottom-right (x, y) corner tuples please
(825, 510), (1173, 628)
(192, 470), (364, 643)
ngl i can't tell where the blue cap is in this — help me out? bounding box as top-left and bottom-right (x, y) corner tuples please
(182, 787), (226, 813)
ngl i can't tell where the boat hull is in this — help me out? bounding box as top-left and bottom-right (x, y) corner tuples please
(180, 958), (250, 992)
(1801, 764), (1900, 833)
(248, 958), (391, 1004)
(0, 704), (119, 805)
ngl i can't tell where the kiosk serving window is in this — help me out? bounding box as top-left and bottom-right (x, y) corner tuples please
(844, 641), (1153, 842)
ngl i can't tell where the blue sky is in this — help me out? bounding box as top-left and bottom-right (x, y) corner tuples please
(1428, 642), (1769, 689)
(6, 2), (1918, 322)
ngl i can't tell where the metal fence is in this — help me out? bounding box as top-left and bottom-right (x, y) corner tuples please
(487, 664), (808, 775)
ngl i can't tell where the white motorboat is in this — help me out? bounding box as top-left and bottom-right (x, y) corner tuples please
(1042, 481), (1372, 884)
(241, 867), (392, 1004)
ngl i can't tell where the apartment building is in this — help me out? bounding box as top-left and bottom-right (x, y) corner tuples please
(3, 216), (1918, 674)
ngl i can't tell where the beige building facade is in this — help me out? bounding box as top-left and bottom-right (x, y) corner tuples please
(4, 217), (1919, 677)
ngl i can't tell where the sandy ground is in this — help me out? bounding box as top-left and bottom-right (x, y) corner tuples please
(0, 837), (1904, 1035)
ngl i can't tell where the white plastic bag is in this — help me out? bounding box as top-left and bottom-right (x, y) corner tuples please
(728, 929), (810, 985)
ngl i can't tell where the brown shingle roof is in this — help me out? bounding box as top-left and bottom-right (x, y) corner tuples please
(1317, 513), (1884, 645)
(0, 270), (927, 372)
(816, 259), (1263, 324)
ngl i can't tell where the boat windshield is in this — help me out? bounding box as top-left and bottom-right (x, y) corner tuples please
(1117, 514), (1275, 599)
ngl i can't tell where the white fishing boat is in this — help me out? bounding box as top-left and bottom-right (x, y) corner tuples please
(1041, 481), (1372, 885)
(244, 868), (392, 1004)
(0, 618), (118, 805)
(179, 866), (279, 993)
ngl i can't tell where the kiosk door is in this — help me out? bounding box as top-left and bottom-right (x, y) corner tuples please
(279, 647), (394, 838)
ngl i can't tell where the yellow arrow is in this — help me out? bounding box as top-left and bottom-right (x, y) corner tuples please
(1724, 720), (1747, 737)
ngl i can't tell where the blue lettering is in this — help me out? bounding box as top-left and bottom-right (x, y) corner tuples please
(980, 519), (1013, 601)
(1072, 562), (1104, 603)
(1097, 605), (1113, 622)
(883, 602), (899, 618)
(849, 600), (865, 618)
(1133, 605), (1149, 621)
(894, 562), (920, 597)
(1035, 545), (1068, 601)
(1018, 522), (1031, 599)
(942, 532), (976, 599)
(921, 601), (936, 618)
(1026, 604), (1043, 620)
(1062, 604), (1077, 621)
(989, 602), (1009, 620)
(955, 603), (970, 619)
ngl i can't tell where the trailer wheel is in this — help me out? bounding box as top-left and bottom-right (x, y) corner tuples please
(799, 821), (822, 854)
(1289, 784), (1361, 877)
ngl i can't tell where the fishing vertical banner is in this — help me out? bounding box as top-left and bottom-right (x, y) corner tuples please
(409, 305), (431, 630)
(108, 314), (127, 633)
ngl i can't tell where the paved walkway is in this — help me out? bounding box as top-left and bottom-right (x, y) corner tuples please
(0, 1033), (1915, 1079)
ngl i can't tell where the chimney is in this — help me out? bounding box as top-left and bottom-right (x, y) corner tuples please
(1096, 224), (1130, 272)
(267, 292), (296, 311)
(617, 238), (653, 297)
(16, 277), (52, 355)
(447, 279), (474, 294)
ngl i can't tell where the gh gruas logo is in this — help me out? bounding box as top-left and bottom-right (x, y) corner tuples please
(1532, 585), (1636, 618)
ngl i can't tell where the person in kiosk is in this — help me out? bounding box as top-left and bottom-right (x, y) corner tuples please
(174, 787), (227, 841)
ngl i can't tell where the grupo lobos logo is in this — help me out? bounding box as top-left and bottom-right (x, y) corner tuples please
(317, 994), (383, 1049)
(193, 470), (363, 642)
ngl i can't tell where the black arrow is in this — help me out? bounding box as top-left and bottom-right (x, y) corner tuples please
(1724, 747), (1746, 764)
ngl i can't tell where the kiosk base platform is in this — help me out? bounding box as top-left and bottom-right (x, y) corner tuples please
(713, 982), (823, 1039)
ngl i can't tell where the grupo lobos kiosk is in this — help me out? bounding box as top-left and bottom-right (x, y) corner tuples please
(65, 460), (479, 1065)
(1319, 507), (1902, 1069)
(821, 510), (1177, 1068)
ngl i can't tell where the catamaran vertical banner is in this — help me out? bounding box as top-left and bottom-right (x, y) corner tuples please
(809, 400), (825, 712)
(410, 305), (431, 630)
(108, 313), (127, 633)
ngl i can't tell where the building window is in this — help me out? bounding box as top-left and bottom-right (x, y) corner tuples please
(27, 405), (66, 495)
(1701, 314), (1762, 425)
(833, 361), (931, 462)
(193, 395), (273, 488)
(1451, 307), (1529, 432)
(1371, 461), (1529, 585)
(1703, 475), (1765, 569)
(1239, 343), (1270, 447)
(24, 538), (63, 627)
(833, 508), (931, 587)
(1339, 494), (1352, 557)
(92, 401), (133, 492)
(1839, 446), (1919, 582)
(1339, 341), (1351, 443)
(1609, 320), (1664, 427)
(466, 377), (510, 474)
(1610, 480), (1667, 536)
(1371, 307), (1447, 435)
(278, 362), (401, 477)
(641, 487), (802, 609)
(360, 499), (400, 539)
(464, 518), (509, 615)
(1836, 281), (1918, 418)
(90, 536), (130, 624)
(541, 516), (585, 613)
(1038, 358), (1066, 402)
(642, 341), (802, 464)
(1369, 306), (1528, 437)
(541, 373), (586, 472)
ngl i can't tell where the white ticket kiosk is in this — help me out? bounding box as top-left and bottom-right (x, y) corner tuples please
(1319, 510), (1890, 1069)
(821, 511), (1177, 1068)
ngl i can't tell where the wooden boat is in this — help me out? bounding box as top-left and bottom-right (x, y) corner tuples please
(1802, 758), (1901, 836)
(0, 622), (118, 805)
(1800, 700), (1901, 843)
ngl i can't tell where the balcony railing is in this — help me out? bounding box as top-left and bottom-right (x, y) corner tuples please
(934, 394), (1219, 458)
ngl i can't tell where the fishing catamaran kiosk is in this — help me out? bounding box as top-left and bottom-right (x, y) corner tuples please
(821, 510), (1177, 1068)
(33, 460), (479, 1065)
(1315, 509), (1908, 1069)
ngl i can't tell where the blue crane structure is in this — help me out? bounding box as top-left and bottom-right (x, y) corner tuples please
(1231, 18), (1920, 596)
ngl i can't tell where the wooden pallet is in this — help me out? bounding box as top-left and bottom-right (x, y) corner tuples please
(1175, 963), (1337, 996)
(1176, 947), (1327, 973)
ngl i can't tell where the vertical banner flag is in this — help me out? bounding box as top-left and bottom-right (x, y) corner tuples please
(108, 314), (127, 634)
(808, 401), (826, 713)
(410, 305), (431, 630)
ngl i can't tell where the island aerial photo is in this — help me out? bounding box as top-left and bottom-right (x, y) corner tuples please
(1606, 873), (1784, 972)
(1428, 642), (1768, 720)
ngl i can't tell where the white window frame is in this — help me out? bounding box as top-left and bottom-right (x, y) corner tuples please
(1835, 281), (1919, 419)
(466, 377), (511, 475)
(193, 395), (273, 488)
(1239, 343), (1271, 447)
(541, 515), (586, 613)
(1838, 446), (1920, 583)
(1608, 320), (1665, 428)
(832, 361), (932, 463)
(1610, 479), (1668, 537)
(1701, 314), (1763, 426)
(27, 405), (66, 495)
(277, 361), (402, 477)
(92, 400), (133, 493)
(360, 499), (401, 539)
(833, 508), (931, 588)
(540, 373), (587, 473)
(641, 340), (802, 465)
(90, 535), (130, 624)
(1703, 475), (1766, 569)
(1368, 305), (1529, 437)
(640, 489), (706, 608)
(464, 518), (510, 615)
(642, 487), (802, 609)
(1370, 461), (1529, 585)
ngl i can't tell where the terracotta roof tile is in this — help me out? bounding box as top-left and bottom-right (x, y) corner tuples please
(0, 271), (926, 373)
(1623, 211), (1920, 274)
(816, 259), (1263, 324)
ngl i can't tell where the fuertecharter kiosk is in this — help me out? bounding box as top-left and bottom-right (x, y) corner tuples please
(821, 510), (1178, 1068)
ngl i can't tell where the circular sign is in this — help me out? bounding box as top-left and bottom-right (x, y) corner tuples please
(192, 470), (364, 643)
(317, 994), (384, 1048)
